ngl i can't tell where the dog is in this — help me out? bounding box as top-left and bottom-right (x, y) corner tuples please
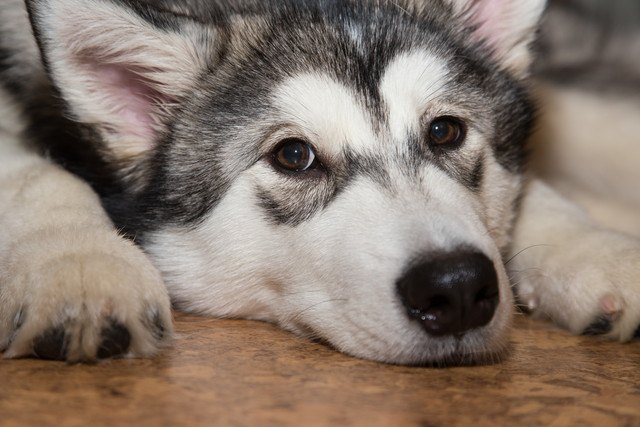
(0, 0), (638, 364)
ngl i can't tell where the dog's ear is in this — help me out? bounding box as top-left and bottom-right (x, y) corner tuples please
(27, 0), (215, 160)
(447, 0), (547, 76)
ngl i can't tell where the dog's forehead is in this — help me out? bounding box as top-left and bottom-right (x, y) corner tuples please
(271, 49), (449, 154)
(271, 73), (376, 153)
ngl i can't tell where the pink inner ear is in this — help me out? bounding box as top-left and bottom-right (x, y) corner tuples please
(89, 62), (161, 143)
(469, 0), (510, 49)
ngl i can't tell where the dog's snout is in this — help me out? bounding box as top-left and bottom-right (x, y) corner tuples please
(397, 251), (499, 337)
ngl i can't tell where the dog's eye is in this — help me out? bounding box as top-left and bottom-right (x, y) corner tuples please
(428, 117), (465, 147)
(273, 138), (317, 172)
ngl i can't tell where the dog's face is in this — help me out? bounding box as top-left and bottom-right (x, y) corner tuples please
(29, 0), (543, 364)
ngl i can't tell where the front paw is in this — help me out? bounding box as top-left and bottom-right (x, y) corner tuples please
(0, 235), (172, 361)
(511, 230), (640, 341)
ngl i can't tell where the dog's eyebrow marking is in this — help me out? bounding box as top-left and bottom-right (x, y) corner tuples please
(343, 149), (393, 191)
(379, 50), (448, 143)
(271, 73), (377, 153)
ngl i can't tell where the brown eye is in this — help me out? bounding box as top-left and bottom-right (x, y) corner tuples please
(428, 117), (465, 147)
(273, 138), (317, 172)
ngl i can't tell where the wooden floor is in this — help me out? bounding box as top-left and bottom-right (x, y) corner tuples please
(1, 313), (639, 427)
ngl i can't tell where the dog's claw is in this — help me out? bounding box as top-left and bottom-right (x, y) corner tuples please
(145, 310), (167, 341)
(4, 308), (27, 350)
(599, 294), (623, 318)
(32, 327), (68, 360)
(582, 316), (613, 336)
(97, 321), (131, 359)
(13, 307), (26, 331)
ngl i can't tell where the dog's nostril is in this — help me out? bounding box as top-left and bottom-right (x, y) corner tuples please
(475, 285), (499, 303)
(408, 294), (456, 335)
(408, 296), (452, 318)
(397, 250), (499, 337)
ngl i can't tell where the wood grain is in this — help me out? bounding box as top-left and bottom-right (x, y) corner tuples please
(1, 313), (639, 427)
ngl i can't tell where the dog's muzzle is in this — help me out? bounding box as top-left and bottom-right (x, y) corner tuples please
(397, 250), (499, 337)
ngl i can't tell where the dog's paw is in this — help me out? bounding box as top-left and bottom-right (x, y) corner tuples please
(511, 229), (640, 341)
(0, 231), (172, 361)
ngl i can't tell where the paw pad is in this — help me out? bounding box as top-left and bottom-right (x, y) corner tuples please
(32, 327), (68, 361)
(582, 315), (614, 336)
(599, 294), (622, 319)
(145, 310), (167, 341)
(97, 320), (130, 359)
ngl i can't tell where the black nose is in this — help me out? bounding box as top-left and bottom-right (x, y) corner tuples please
(397, 251), (499, 336)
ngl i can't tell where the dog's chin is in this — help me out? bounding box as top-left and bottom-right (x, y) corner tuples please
(279, 305), (513, 367)
(276, 269), (515, 366)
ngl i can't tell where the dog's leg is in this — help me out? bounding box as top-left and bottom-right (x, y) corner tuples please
(509, 179), (640, 340)
(0, 106), (172, 361)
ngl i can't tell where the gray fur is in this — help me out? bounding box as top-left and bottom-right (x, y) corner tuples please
(0, 0), (533, 232)
(0, 0), (549, 364)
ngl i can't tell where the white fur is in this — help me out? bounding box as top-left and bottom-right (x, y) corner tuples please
(147, 70), (514, 363)
(512, 82), (640, 340)
(379, 50), (448, 141)
(272, 73), (377, 153)
(510, 180), (640, 341)
(148, 171), (513, 363)
(146, 55), (640, 362)
(380, 50), (520, 250)
(3, 0), (639, 365)
(0, 87), (172, 360)
(30, 0), (214, 159)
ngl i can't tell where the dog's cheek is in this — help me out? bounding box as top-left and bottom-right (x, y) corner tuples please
(143, 175), (289, 320)
(476, 156), (526, 253)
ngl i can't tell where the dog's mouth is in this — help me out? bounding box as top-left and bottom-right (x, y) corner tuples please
(263, 246), (512, 366)
(283, 298), (510, 367)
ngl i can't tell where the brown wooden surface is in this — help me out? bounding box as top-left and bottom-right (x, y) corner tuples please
(1, 313), (639, 427)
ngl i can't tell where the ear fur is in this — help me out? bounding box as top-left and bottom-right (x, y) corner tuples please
(27, 0), (216, 160)
(448, 0), (547, 76)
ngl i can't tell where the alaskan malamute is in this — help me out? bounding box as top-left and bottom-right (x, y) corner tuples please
(0, 0), (638, 364)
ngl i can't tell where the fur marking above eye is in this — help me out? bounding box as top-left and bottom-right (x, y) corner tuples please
(272, 138), (318, 172)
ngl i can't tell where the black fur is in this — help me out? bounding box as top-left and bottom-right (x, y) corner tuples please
(0, 47), (22, 96)
(147, 310), (167, 341)
(257, 150), (390, 226)
(5, 0), (535, 232)
(97, 320), (131, 359)
(32, 326), (68, 361)
(136, 2), (530, 228)
(582, 316), (613, 336)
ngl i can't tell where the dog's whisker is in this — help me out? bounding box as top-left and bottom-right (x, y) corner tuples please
(4, 0), (636, 367)
(388, 0), (410, 16)
(280, 289), (328, 297)
(288, 299), (348, 323)
(505, 244), (555, 265)
(342, 315), (395, 352)
(507, 267), (543, 283)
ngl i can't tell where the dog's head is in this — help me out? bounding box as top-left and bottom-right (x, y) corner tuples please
(28, 0), (544, 364)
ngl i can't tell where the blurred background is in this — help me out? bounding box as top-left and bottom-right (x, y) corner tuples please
(530, 0), (640, 236)
(535, 0), (640, 94)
